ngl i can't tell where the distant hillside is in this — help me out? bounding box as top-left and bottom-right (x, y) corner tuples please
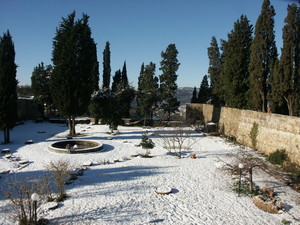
(176, 87), (196, 106)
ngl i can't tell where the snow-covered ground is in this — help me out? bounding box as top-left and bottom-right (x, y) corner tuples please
(0, 121), (299, 225)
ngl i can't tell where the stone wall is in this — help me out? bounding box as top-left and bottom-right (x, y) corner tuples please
(186, 104), (300, 165)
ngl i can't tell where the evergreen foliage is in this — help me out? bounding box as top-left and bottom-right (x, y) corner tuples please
(159, 44), (180, 120)
(190, 87), (198, 103)
(91, 90), (121, 132)
(17, 85), (33, 97)
(249, 0), (277, 112)
(269, 4), (300, 116)
(197, 75), (211, 103)
(51, 11), (99, 136)
(140, 133), (155, 149)
(219, 15), (253, 109)
(111, 70), (122, 93)
(267, 149), (288, 165)
(137, 62), (159, 125)
(0, 30), (18, 143)
(31, 62), (53, 113)
(207, 36), (222, 105)
(121, 61), (128, 86)
(102, 41), (111, 89)
(250, 122), (259, 150)
(116, 84), (135, 118)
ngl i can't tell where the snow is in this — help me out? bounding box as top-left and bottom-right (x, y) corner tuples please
(0, 121), (299, 224)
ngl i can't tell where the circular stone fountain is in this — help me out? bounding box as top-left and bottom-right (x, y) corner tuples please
(48, 140), (103, 154)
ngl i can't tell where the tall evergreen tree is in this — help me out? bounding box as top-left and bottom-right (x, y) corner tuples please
(220, 15), (253, 109)
(137, 62), (159, 125)
(102, 41), (111, 90)
(51, 12), (98, 136)
(31, 62), (53, 114)
(137, 63), (145, 114)
(207, 36), (222, 105)
(121, 61), (128, 86)
(0, 31), (18, 143)
(197, 75), (211, 103)
(270, 4), (300, 116)
(111, 70), (122, 93)
(159, 44), (180, 120)
(190, 87), (198, 103)
(249, 0), (277, 112)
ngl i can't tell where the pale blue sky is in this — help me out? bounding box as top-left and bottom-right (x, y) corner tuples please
(0, 0), (293, 88)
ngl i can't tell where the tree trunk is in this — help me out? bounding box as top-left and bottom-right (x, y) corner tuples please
(68, 115), (76, 136)
(249, 167), (253, 193)
(71, 115), (76, 136)
(261, 94), (266, 113)
(3, 129), (7, 144)
(7, 128), (10, 143)
(3, 128), (10, 144)
(284, 96), (294, 116)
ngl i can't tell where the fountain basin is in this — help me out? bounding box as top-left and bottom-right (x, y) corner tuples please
(48, 140), (103, 154)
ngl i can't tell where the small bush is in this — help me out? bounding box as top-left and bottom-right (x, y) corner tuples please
(45, 160), (72, 201)
(140, 133), (155, 149)
(267, 149), (288, 165)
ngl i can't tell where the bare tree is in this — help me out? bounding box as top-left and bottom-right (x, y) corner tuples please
(2, 177), (50, 224)
(157, 126), (197, 158)
(46, 160), (72, 201)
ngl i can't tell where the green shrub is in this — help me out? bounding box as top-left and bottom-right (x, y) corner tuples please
(267, 149), (288, 165)
(140, 133), (155, 149)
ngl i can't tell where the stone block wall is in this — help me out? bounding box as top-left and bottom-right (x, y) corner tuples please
(186, 104), (300, 165)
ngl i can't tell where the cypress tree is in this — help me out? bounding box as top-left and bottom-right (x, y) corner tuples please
(220, 15), (253, 109)
(207, 36), (222, 105)
(190, 87), (198, 103)
(102, 41), (111, 90)
(137, 63), (145, 115)
(249, 0), (277, 112)
(121, 61), (128, 87)
(51, 11), (98, 136)
(111, 70), (122, 93)
(159, 44), (180, 120)
(0, 31), (18, 143)
(197, 75), (211, 104)
(137, 62), (159, 125)
(278, 4), (299, 116)
(31, 62), (53, 114)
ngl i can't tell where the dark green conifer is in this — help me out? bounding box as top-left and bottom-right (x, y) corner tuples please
(197, 75), (211, 104)
(111, 70), (122, 93)
(220, 15), (253, 109)
(121, 61), (128, 87)
(207, 36), (222, 105)
(190, 87), (198, 103)
(159, 44), (180, 120)
(51, 11), (98, 136)
(102, 41), (111, 90)
(277, 4), (299, 116)
(0, 31), (18, 143)
(31, 62), (53, 114)
(137, 62), (159, 125)
(249, 0), (277, 112)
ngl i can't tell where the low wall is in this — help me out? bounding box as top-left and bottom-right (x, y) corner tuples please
(186, 104), (300, 165)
